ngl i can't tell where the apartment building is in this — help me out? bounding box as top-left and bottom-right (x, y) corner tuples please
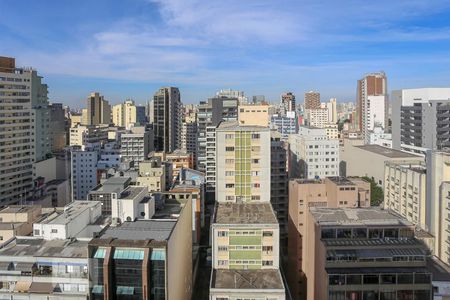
(238, 104), (270, 126)
(304, 108), (329, 128)
(136, 157), (167, 192)
(88, 177), (131, 215)
(0, 206), (42, 245)
(120, 126), (153, 165)
(112, 99), (137, 128)
(391, 88), (450, 154)
(270, 112), (298, 140)
(69, 124), (109, 146)
(210, 203), (285, 300)
(305, 207), (432, 300)
(71, 148), (98, 200)
(384, 160), (427, 225)
(86, 92), (111, 125)
(289, 126), (339, 179)
(205, 125), (218, 201)
(181, 121), (197, 167)
(0, 57), (49, 204)
(304, 91), (320, 109)
(155, 149), (194, 182)
(287, 177), (370, 299)
(89, 198), (192, 300)
(215, 121), (271, 203)
(281, 92), (296, 114)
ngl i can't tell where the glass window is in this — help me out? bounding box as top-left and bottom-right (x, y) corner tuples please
(368, 229), (381, 239)
(336, 228), (352, 238)
(352, 228), (367, 238)
(363, 291), (378, 300)
(398, 274), (413, 284)
(329, 275), (345, 285)
(363, 275), (379, 284)
(380, 291), (396, 300)
(321, 229), (335, 239)
(397, 290), (413, 299)
(380, 274), (396, 284)
(346, 274), (361, 285)
(346, 291), (361, 300)
(414, 290), (431, 300)
(384, 228), (398, 238)
(329, 291), (345, 300)
(415, 273), (431, 284)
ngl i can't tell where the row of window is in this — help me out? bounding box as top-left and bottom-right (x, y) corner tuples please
(217, 231), (273, 237)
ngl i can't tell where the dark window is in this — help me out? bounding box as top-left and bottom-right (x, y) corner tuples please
(380, 274), (396, 284)
(321, 229), (335, 239)
(352, 228), (367, 238)
(363, 275), (379, 284)
(346, 274), (361, 285)
(415, 273), (431, 284)
(398, 274), (413, 284)
(336, 228), (352, 238)
(329, 275), (345, 285)
(363, 291), (378, 300)
(368, 229), (381, 239)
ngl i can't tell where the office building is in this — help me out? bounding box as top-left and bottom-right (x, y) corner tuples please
(391, 88), (450, 154)
(340, 140), (423, 188)
(120, 126), (153, 165)
(289, 126), (339, 179)
(89, 198), (192, 300)
(197, 94), (239, 173)
(357, 72), (388, 142)
(86, 92), (111, 125)
(152, 87), (182, 152)
(327, 98), (338, 124)
(71, 148), (98, 200)
(0, 237), (90, 299)
(287, 177), (371, 299)
(304, 91), (320, 109)
(112, 99), (137, 128)
(305, 207), (432, 300)
(0, 57), (49, 205)
(215, 121), (271, 203)
(210, 203), (285, 300)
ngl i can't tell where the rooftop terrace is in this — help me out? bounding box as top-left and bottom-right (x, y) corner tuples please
(214, 203), (278, 224)
(211, 269), (284, 290)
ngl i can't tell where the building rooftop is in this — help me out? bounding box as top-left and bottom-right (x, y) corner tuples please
(217, 121), (269, 132)
(0, 206), (40, 214)
(326, 176), (356, 186)
(355, 145), (420, 158)
(91, 177), (131, 193)
(37, 201), (100, 225)
(310, 207), (412, 227)
(211, 269), (284, 290)
(214, 203), (278, 224)
(100, 220), (176, 241)
(119, 186), (146, 200)
(0, 238), (89, 258)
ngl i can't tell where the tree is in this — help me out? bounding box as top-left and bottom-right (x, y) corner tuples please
(362, 176), (384, 206)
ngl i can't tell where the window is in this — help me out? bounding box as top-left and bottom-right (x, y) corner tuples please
(34, 229), (40, 236)
(226, 196), (234, 201)
(218, 231), (228, 237)
(263, 231), (273, 237)
(251, 195), (260, 201)
(262, 246), (273, 252)
(225, 134), (234, 139)
(251, 133), (260, 139)
(225, 147), (234, 152)
(218, 246), (228, 252)
(252, 171), (260, 176)
(253, 183), (260, 188)
(218, 260), (228, 266)
(262, 260), (273, 266)
(252, 159), (259, 164)
(225, 159), (234, 164)
(225, 171), (235, 176)
(51, 229), (58, 233)
(225, 184), (234, 188)
(66, 265), (74, 273)
(321, 229), (336, 239)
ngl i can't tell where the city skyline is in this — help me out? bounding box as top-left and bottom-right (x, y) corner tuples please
(2, 0), (450, 106)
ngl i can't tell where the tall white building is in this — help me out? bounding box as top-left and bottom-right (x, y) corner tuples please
(0, 57), (50, 204)
(304, 108), (329, 128)
(71, 148), (98, 200)
(289, 126), (339, 179)
(112, 99), (137, 128)
(327, 98), (338, 124)
(215, 121), (271, 203)
(120, 126), (153, 165)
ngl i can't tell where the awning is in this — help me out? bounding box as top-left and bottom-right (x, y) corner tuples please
(14, 281), (32, 293)
(29, 282), (54, 294)
(15, 262), (36, 272)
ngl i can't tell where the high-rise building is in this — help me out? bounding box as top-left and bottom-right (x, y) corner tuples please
(304, 207), (432, 300)
(197, 94), (238, 176)
(217, 88), (247, 104)
(152, 87), (182, 152)
(71, 148), (98, 200)
(357, 72), (388, 142)
(136, 105), (146, 125)
(304, 91), (321, 109)
(281, 92), (296, 114)
(304, 108), (329, 128)
(120, 126), (154, 165)
(86, 92), (111, 125)
(112, 99), (137, 128)
(287, 177), (371, 299)
(391, 88), (450, 154)
(327, 98), (338, 124)
(0, 57), (50, 204)
(48, 103), (67, 152)
(270, 112), (298, 140)
(215, 121), (271, 203)
(289, 126), (339, 179)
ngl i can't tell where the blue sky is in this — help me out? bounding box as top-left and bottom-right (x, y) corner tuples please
(2, 0), (450, 107)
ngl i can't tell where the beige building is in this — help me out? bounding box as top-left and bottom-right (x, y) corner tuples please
(287, 177), (370, 299)
(238, 104), (270, 126)
(0, 206), (42, 244)
(305, 108), (329, 128)
(325, 123), (339, 139)
(69, 124), (109, 146)
(86, 92), (111, 125)
(136, 157), (167, 192)
(384, 161), (427, 226)
(340, 139), (423, 188)
(153, 149), (194, 182)
(112, 99), (137, 128)
(215, 121), (271, 203)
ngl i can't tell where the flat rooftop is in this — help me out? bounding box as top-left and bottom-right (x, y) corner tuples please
(100, 220), (176, 241)
(355, 145), (420, 158)
(215, 203), (278, 224)
(217, 121), (269, 132)
(0, 238), (88, 258)
(310, 207), (412, 227)
(327, 176), (356, 186)
(0, 206), (40, 214)
(211, 269), (284, 290)
(37, 201), (100, 225)
(119, 186), (146, 199)
(91, 177), (130, 193)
